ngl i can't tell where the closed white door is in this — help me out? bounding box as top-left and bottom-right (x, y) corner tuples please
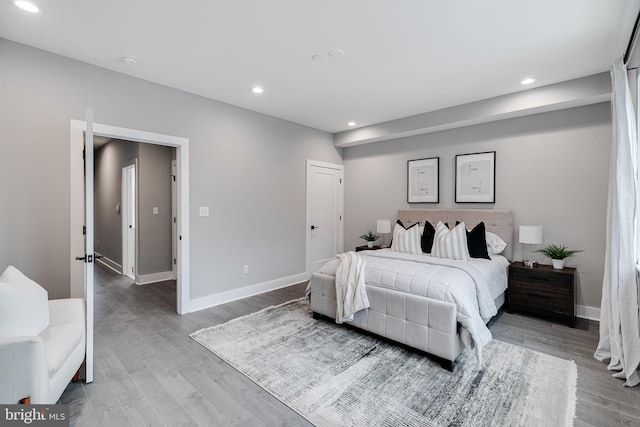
(306, 160), (344, 273)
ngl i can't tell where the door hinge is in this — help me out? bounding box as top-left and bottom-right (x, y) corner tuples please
(339, 178), (342, 184)
(173, 217), (176, 223)
(179, 235), (182, 240)
(339, 215), (342, 221)
(174, 258), (177, 265)
(82, 225), (86, 235)
(172, 175), (176, 182)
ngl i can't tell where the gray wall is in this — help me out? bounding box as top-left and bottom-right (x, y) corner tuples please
(137, 143), (173, 275)
(94, 140), (174, 276)
(94, 139), (139, 267)
(0, 38), (342, 300)
(343, 102), (611, 310)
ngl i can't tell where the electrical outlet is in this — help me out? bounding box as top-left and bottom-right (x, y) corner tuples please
(243, 265), (249, 274)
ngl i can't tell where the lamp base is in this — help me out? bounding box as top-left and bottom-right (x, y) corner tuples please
(523, 260), (538, 268)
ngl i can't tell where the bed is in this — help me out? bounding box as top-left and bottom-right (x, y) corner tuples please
(308, 209), (513, 370)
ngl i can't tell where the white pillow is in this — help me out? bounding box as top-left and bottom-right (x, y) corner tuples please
(390, 222), (422, 255)
(432, 221), (471, 261)
(0, 266), (49, 338)
(485, 232), (508, 255)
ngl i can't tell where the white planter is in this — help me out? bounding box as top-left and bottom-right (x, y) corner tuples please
(367, 241), (374, 248)
(552, 259), (565, 270)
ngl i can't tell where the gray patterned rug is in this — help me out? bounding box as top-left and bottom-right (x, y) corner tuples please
(190, 299), (577, 427)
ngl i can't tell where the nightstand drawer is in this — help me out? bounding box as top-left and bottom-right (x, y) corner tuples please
(509, 268), (573, 287)
(509, 280), (572, 313)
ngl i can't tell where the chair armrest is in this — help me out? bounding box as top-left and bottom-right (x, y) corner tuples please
(0, 336), (48, 404)
(48, 298), (85, 328)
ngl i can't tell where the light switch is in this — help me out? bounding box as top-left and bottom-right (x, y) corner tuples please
(153, 207), (159, 215)
(199, 207), (210, 217)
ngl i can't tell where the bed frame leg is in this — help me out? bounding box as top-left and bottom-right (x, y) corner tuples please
(441, 360), (454, 372)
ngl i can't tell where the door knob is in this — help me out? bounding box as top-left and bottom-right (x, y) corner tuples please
(311, 225), (320, 230)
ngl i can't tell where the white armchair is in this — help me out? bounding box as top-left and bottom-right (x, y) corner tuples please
(0, 266), (86, 404)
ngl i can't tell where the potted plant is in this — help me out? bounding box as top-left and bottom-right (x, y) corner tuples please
(536, 244), (583, 270)
(359, 228), (380, 248)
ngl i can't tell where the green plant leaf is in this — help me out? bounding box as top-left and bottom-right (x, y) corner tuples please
(535, 243), (583, 260)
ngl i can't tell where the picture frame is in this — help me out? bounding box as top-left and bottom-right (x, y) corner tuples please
(455, 151), (496, 203)
(407, 157), (439, 203)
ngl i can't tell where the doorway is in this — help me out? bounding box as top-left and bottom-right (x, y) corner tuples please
(121, 162), (136, 280)
(70, 120), (191, 314)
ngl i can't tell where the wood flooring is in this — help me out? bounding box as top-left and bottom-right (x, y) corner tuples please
(61, 264), (640, 426)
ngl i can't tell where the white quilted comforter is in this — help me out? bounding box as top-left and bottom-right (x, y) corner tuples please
(319, 249), (509, 360)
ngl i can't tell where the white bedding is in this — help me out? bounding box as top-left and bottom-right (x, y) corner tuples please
(318, 249), (509, 360)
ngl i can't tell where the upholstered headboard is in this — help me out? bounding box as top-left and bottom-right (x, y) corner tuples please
(397, 209), (514, 260)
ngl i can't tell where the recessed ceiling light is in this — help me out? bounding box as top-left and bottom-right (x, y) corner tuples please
(252, 86), (264, 94)
(14, 1), (39, 13)
(329, 49), (345, 57)
(312, 55), (322, 61)
(520, 77), (536, 85)
(347, 121), (356, 127)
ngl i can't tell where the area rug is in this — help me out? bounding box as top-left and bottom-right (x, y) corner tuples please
(190, 299), (577, 427)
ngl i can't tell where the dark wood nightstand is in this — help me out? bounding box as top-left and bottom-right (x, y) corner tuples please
(508, 261), (576, 327)
(355, 245), (383, 252)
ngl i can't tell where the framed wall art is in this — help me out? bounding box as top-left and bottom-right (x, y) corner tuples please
(407, 157), (439, 203)
(455, 151), (495, 203)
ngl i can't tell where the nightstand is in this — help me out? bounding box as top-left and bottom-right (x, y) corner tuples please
(355, 245), (383, 252)
(508, 261), (576, 327)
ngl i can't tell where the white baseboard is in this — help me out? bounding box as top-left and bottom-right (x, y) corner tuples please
(95, 253), (122, 274)
(577, 305), (600, 321)
(135, 271), (174, 285)
(188, 272), (309, 313)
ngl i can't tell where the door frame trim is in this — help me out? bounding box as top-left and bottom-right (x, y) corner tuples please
(70, 120), (191, 314)
(305, 159), (344, 277)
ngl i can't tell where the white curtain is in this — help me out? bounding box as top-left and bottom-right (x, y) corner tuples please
(594, 57), (640, 387)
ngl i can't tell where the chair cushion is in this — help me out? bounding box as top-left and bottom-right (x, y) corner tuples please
(41, 323), (84, 375)
(0, 265), (50, 337)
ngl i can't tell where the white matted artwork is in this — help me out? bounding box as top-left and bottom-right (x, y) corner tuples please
(455, 151), (496, 203)
(407, 157), (439, 203)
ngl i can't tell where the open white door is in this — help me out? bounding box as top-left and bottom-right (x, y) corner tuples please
(76, 108), (95, 384)
(171, 160), (177, 280)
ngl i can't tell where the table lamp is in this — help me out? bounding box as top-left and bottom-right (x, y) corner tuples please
(519, 225), (543, 268)
(377, 219), (391, 248)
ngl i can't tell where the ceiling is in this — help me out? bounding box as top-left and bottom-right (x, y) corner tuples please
(1, 1), (638, 133)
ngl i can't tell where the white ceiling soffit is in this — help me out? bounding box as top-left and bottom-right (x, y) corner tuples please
(0, 1), (637, 133)
(334, 73), (612, 147)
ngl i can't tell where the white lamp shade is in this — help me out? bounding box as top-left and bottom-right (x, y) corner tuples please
(377, 219), (391, 234)
(519, 225), (543, 244)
